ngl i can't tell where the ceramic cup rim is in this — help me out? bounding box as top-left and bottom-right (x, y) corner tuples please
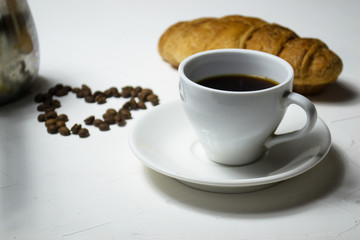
(178, 49), (294, 95)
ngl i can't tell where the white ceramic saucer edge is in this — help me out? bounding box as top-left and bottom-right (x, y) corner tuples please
(129, 100), (331, 193)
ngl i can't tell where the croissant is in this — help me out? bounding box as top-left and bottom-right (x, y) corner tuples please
(158, 15), (343, 95)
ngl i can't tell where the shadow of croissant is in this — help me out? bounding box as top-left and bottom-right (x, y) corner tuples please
(144, 145), (344, 216)
(307, 78), (359, 104)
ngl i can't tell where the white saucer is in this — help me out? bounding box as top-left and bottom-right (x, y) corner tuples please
(129, 100), (331, 193)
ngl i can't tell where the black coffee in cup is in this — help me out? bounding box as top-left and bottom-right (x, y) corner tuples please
(197, 74), (278, 91)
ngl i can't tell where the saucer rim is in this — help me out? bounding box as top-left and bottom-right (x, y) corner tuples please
(129, 100), (331, 188)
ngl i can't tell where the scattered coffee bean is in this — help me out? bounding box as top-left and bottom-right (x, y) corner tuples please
(130, 97), (138, 110)
(48, 87), (57, 95)
(35, 83), (159, 138)
(72, 87), (81, 94)
(85, 95), (96, 103)
(54, 84), (64, 91)
(58, 126), (70, 136)
(84, 116), (95, 125)
(98, 122), (110, 131)
(122, 101), (131, 110)
(55, 87), (69, 97)
(119, 108), (131, 119)
(104, 115), (116, 125)
(37, 103), (51, 112)
(34, 93), (45, 103)
(146, 94), (159, 106)
(117, 118), (126, 127)
(138, 88), (152, 101)
(93, 119), (103, 127)
(71, 124), (82, 134)
(95, 95), (106, 104)
(104, 89), (113, 98)
(121, 86), (133, 98)
(45, 118), (57, 127)
(81, 85), (92, 97)
(82, 84), (91, 91)
(55, 120), (66, 129)
(78, 128), (90, 138)
(131, 87), (141, 97)
(114, 113), (124, 122)
(106, 108), (117, 116)
(93, 91), (103, 97)
(109, 87), (121, 97)
(64, 85), (72, 92)
(138, 101), (146, 109)
(76, 91), (84, 98)
(57, 114), (68, 122)
(45, 111), (57, 120)
(47, 125), (58, 134)
(52, 99), (61, 108)
(38, 114), (46, 122)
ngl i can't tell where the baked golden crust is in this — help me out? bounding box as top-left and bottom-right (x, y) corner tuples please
(158, 15), (343, 95)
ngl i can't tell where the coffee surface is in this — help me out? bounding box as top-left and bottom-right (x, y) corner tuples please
(197, 74), (278, 91)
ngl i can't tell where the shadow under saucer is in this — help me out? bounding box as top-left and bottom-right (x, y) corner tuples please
(143, 146), (344, 215)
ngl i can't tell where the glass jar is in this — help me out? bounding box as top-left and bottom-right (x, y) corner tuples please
(0, 0), (39, 105)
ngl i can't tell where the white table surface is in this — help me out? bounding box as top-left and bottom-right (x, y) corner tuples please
(1, 0), (360, 239)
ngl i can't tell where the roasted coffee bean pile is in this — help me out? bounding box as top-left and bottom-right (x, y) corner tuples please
(35, 84), (159, 138)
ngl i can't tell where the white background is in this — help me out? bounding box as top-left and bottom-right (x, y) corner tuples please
(1, 0), (360, 239)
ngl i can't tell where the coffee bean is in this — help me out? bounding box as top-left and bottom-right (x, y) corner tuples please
(119, 108), (131, 119)
(55, 120), (65, 129)
(85, 95), (96, 103)
(57, 114), (68, 122)
(138, 88), (152, 101)
(64, 85), (72, 92)
(84, 116), (95, 125)
(34, 93), (45, 103)
(38, 114), (46, 122)
(146, 94), (159, 105)
(52, 100), (61, 108)
(71, 124), (82, 134)
(55, 87), (69, 97)
(121, 86), (133, 98)
(109, 87), (121, 97)
(106, 108), (117, 116)
(81, 84), (91, 91)
(45, 111), (57, 120)
(58, 126), (70, 136)
(130, 97), (138, 110)
(81, 85), (92, 96)
(114, 113), (124, 122)
(95, 95), (106, 104)
(35, 84), (159, 138)
(48, 87), (57, 95)
(78, 128), (90, 138)
(82, 89), (92, 97)
(76, 91), (84, 98)
(131, 88), (140, 97)
(47, 125), (58, 134)
(98, 123), (110, 131)
(138, 101), (146, 109)
(72, 87), (81, 94)
(92, 119), (102, 127)
(45, 118), (57, 127)
(54, 84), (64, 91)
(117, 118), (126, 126)
(37, 103), (52, 112)
(104, 89), (113, 98)
(122, 101), (131, 110)
(104, 115), (116, 125)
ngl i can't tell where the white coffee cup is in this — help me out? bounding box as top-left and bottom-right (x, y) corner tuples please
(178, 49), (317, 165)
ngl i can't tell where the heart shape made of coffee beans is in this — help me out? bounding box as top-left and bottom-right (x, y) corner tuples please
(34, 84), (159, 138)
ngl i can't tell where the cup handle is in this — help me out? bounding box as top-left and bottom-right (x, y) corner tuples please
(265, 92), (317, 149)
